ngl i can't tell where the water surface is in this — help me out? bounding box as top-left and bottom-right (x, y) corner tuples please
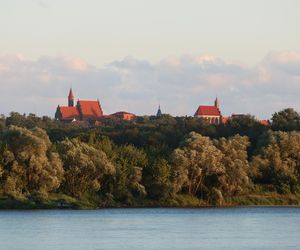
(0, 207), (300, 250)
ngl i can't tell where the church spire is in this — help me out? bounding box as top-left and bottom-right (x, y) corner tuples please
(214, 96), (220, 109)
(68, 88), (74, 107)
(156, 104), (162, 117)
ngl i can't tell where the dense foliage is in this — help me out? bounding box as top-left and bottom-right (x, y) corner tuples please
(1, 108), (300, 208)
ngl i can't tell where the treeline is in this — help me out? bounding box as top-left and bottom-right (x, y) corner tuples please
(0, 108), (300, 208)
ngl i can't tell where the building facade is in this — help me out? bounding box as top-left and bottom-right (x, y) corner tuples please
(194, 97), (222, 124)
(55, 88), (103, 122)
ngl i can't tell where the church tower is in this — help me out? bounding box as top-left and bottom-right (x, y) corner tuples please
(68, 88), (74, 107)
(156, 104), (162, 117)
(214, 97), (220, 109)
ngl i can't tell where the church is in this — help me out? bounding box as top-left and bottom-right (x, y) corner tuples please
(55, 88), (103, 122)
(194, 97), (222, 124)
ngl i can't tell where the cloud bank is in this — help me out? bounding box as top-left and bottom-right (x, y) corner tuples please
(0, 51), (300, 119)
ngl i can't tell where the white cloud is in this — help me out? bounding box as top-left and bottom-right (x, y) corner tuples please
(0, 51), (300, 119)
(38, 0), (51, 9)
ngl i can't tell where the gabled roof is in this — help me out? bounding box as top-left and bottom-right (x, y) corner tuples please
(57, 106), (80, 120)
(77, 100), (103, 119)
(110, 111), (135, 116)
(195, 106), (221, 116)
(109, 111), (136, 121)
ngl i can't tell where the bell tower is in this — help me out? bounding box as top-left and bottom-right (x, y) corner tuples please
(214, 97), (220, 109)
(68, 88), (74, 107)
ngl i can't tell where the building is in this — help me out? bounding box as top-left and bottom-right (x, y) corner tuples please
(259, 120), (270, 126)
(222, 116), (229, 124)
(156, 104), (162, 117)
(55, 88), (103, 122)
(110, 111), (136, 121)
(194, 97), (222, 124)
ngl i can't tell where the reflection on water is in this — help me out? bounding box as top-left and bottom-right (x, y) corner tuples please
(0, 207), (300, 250)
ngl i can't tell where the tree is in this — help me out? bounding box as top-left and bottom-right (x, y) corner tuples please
(271, 108), (300, 131)
(251, 131), (300, 194)
(171, 132), (224, 198)
(0, 126), (64, 199)
(143, 158), (172, 200)
(215, 135), (250, 196)
(57, 138), (115, 198)
(5, 112), (60, 131)
(0, 114), (5, 132)
(110, 145), (148, 202)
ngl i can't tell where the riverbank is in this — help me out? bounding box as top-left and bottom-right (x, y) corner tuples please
(1, 193), (300, 209)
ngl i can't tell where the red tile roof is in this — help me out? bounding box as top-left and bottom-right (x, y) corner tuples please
(111, 111), (134, 116)
(57, 106), (80, 120)
(195, 106), (221, 116)
(77, 100), (103, 119)
(110, 111), (136, 121)
(259, 120), (270, 126)
(222, 116), (229, 123)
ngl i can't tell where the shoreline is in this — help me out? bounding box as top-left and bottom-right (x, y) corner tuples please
(1, 191), (300, 210)
(1, 199), (300, 210)
(1, 205), (300, 211)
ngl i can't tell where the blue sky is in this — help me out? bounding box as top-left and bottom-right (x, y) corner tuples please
(0, 0), (300, 118)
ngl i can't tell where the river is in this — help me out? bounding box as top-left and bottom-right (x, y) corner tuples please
(0, 207), (300, 250)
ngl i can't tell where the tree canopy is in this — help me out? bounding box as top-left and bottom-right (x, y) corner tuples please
(0, 109), (300, 208)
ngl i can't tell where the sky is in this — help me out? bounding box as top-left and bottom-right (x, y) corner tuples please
(0, 0), (300, 118)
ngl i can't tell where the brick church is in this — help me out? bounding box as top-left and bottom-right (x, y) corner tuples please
(55, 88), (103, 122)
(194, 97), (222, 124)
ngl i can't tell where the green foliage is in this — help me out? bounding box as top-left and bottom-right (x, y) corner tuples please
(215, 135), (250, 196)
(171, 132), (224, 197)
(0, 126), (64, 199)
(0, 109), (300, 208)
(271, 108), (300, 131)
(143, 158), (172, 200)
(108, 145), (148, 203)
(164, 194), (205, 207)
(57, 138), (115, 198)
(0, 115), (5, 132)
(208, 188), (224, 206)
(226, 193), (300, 206)
(251, 131), (300, 194)
(6, 112), (58, 130)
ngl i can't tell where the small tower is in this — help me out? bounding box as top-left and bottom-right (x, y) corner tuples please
(214, 97), (220, 109)
(156, 104), (162, 117)
(68, 88), (74, 107)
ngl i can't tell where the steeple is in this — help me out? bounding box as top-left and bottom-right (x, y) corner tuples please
(214, 96), (220, 109)
(156, 104), (162, 117)
(68, 88), (74, 107)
